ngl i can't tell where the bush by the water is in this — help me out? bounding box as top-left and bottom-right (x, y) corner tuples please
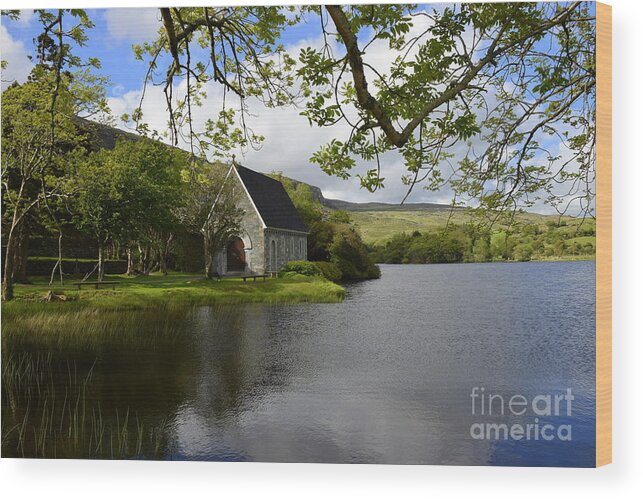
(273, 173), (380, 281)
(329, 226), (381, 279)
(279, 260), (322, 277)
(313, 261), (343, 282)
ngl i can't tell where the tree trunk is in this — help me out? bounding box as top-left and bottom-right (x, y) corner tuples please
(49, 228), (64, 286)
(2, 199), (23, 300)
(204, 259), (213, 279)
(139, 244), (151, 275)
(2, 237), (15, 300)
(159, 248), (168, 275)
(204, 236), (213, 279)
(160, 234), (172, 275)
(98, 243), (105, 282)
(126, 247), (135, 275)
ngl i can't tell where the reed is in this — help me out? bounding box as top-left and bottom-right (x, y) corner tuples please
(1, 351), (174, 459)
(2, 307), (193, 351)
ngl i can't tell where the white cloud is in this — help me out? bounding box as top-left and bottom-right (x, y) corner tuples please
(104, 8), (161, 43)
(0, 24), (33, 91)
(101, 9), (586, 212)
(14, 10), (36, 27)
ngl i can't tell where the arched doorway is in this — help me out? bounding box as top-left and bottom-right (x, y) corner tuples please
(226, 237), (246, 272)
(270, 239), (277, 271)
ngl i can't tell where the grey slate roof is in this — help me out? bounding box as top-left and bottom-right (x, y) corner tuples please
(236, 165), (308, 233)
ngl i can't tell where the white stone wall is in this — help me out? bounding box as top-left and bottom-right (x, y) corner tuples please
(213, 171), (266, 275)
(264, 229), (308, 272)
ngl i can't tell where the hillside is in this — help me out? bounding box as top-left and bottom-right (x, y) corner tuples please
(348, 210), (586, 244)
(284, 177), (589, 245)
(321, 198), (459, 212)
(283, 177), (459, 213)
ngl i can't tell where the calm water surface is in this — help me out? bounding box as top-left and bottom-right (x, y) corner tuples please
(2, 261), (595, 466)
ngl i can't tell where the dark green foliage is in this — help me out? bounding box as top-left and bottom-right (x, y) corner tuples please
(70, 138), (185, 278)
(371, 219), (596, 264)
(275, 174), (380, 280)
(329, 210), (352, 224)
(172, 231), (205, 273)
(329, 226), (381, 279)
(313, 261), (343, 282)
(279, 260), (322, 278)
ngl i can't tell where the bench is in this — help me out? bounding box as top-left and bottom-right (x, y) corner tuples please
(73, 280), (119, 290)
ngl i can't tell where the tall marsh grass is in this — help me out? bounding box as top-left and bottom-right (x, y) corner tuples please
(1, 306), (201, 458)
(1, 351), (173, 459)
(1, 307), (193, 351)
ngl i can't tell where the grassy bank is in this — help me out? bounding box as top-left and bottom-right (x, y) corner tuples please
(2, 272), (345, 316)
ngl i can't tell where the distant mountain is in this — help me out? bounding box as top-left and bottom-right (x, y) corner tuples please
(320, 198), (460, 212)
(280, 177), (575, 245)
(284, 177), (458, 213)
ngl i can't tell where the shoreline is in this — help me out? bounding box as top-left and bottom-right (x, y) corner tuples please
(1, 272), (346, 316)
(373, 256), (595, 265)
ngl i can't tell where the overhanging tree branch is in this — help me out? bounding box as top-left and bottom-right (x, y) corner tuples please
(324, 2), (584, 149)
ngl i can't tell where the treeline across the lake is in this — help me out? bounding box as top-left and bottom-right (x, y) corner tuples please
(369, 218), (596, 264)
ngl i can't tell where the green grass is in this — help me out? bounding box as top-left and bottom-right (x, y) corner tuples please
(530, 254), (596, 262)
(3, 272), (345, 316)
(566, 235), (596, 247)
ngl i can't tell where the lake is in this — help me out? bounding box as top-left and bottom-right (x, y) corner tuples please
(1, 261), (596, 466)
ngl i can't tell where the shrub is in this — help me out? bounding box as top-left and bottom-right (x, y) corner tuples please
(513, 243), (534, 261)
(330, 227), (381, 279)
(278, 260), (322, 278)
(313, 261), (343, 282)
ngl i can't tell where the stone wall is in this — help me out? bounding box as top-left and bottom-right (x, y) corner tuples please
(24, 258), (127, 277)
(264, 229), (307, 272)
(214, 169), (266, 275)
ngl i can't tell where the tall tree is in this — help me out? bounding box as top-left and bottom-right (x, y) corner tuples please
(1, 72), (76, 299)
(71, 139), (184, 280)
(1, 9), (107, 299)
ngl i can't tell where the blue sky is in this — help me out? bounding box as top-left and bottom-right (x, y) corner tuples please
(3, 7), (412, 204)
(0, 5), (593, 212)
(1, 8), (322, 94)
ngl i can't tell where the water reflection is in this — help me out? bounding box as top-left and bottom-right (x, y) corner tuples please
(2, 261), (595, 465)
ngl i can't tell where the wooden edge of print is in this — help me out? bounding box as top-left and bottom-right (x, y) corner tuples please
(596, 1), (612, 468)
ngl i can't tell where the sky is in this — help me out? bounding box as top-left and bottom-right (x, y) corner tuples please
(0, 5), (593, 211)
